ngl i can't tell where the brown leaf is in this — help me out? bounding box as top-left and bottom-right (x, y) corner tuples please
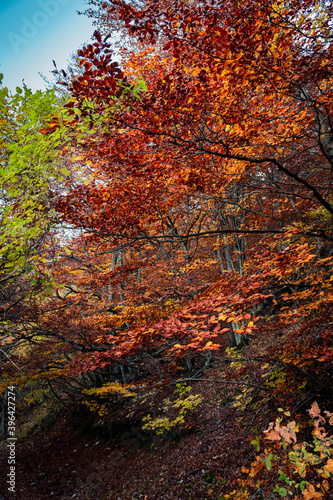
(308, 402), (321, 418)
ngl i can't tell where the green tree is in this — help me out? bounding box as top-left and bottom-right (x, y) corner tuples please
(0, 75), (67, 323)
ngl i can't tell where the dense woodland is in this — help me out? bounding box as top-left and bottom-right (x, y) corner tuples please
(1, 0), (333, 498)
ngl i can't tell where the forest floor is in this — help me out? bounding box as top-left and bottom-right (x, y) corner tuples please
(1, 324), (332, 500)
(0, 367), (268, 499)
(0, 369), (260, 499)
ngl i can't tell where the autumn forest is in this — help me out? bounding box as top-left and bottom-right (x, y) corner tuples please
(1, 0), (333, 498)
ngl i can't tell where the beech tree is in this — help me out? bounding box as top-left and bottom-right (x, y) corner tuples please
(42, 0), (332, 355)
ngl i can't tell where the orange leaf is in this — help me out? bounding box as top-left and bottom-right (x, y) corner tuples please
(264, 422), (281, 441)
(324, 458), (333, 474)
(308, 401), (321, 418)
(280, 422), (298, 444)
(302, 483), (323, 499)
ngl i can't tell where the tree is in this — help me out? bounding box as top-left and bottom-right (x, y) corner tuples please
(0, 77), (69, 406)
(3, 0), (333, 437)
(47, 0), (332, 352)
(79, 0), (333, 234)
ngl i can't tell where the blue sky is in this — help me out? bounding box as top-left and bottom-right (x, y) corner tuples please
(0, 0), (95, 92)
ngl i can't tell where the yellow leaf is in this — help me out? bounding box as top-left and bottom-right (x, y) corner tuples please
(69, 269), (84, 275)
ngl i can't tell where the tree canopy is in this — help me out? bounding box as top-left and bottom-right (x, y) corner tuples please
(1, 1), (333, 497)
